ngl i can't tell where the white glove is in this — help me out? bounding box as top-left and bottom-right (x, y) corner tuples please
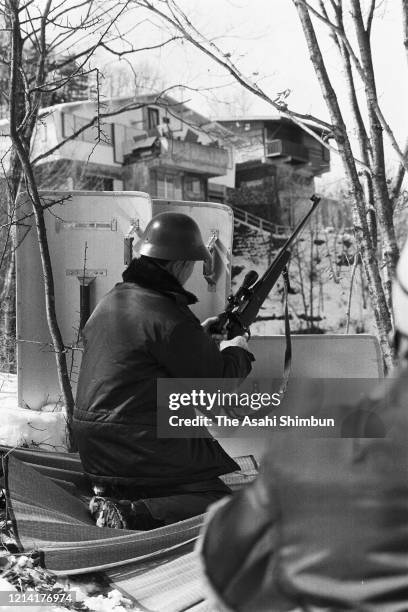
(220, 335), (251, 353)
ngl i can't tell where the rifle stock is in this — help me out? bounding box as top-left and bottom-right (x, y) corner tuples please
(216, 195), (321, 339)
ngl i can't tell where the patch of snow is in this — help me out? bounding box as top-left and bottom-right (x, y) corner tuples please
(0, 373), (19, 410)
(0, 373), (68, 451)
(232, 226), (375, 336)
(81, 589), (135, 611)
(0, 556), (138, 611)
(57, 582), (139, 611)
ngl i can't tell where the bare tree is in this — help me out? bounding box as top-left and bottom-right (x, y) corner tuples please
(207, 87), (255, 118)
(0, 0), (184, 447)
(134, 0), (407, 371)
(292, 0), (399, 369)
(100, 59), (166, 98)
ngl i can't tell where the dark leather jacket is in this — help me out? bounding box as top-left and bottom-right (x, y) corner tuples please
(200, 369), (408, 611)
(73, 257), (253, 486)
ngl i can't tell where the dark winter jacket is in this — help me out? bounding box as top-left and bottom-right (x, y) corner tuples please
(200, 368), (408, 612)
(73, 257), (254, 487)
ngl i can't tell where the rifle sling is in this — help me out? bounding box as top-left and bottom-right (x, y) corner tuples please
(279, 267), (292, 395)
(223, 270), (292, 421)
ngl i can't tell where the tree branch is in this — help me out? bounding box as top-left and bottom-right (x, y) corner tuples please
(350, 0), (398, 294)
(402, 0), (408, 79)
(332, 3), (371, 161)
(293, 0), (394, 369)
(389, 139), (408, 207)
(296, 0), (408, 175)
(135, 0), (373, 170)
(32, 97), (166, 164)
(366, 0), (376, 36)
(7, 0), (76, 440)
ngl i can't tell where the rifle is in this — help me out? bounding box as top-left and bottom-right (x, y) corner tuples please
(213, 195), (321, 339)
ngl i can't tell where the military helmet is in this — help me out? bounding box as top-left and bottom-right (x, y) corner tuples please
(136, 212), (210, 261)
(393, 238), (408, 336)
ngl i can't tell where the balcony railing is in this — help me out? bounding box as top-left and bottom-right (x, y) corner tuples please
(233, 205), (291, 237)
(160, 139), (230, 176)
(266, 139), (309, 163)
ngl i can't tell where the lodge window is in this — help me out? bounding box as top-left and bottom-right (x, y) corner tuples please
(147, 107), (160, 130)
(61, 113), (113, 146)
(322, 145), (330, 162)
(240, 178), (264, 188)
(81, 176), (114, 191)
(183, 174), (206, 200)
(156, 173), (182, 200)
(266, 124), (301, 144)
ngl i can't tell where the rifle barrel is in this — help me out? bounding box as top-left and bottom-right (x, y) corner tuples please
(225, 195), (321, 335)
(255, 195), (321, 288)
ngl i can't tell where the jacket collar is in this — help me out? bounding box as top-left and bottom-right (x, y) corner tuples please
(122, 256), (198, 305)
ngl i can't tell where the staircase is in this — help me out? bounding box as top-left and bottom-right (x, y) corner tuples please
(232, 205), (291, 238)
(231, 205), (292, 266)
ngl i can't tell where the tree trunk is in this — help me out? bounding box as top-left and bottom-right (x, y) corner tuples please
(293, 0), (394, 371)
(0, 144), (24, 371)
(7, 0), (76, 449)
(17, 157), (77, 450)
(350, 0), (399, 311)
(0, 250), (15, 372)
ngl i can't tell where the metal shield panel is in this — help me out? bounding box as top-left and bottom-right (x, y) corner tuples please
(16, 190), (153, 409)
(152, 199), (233, 322)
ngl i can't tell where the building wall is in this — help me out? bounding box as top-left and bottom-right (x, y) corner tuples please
(216, 117), (330, 226)
(2, 98), (236, 207)
(34, 159), (122, 191)
(219, 120), (265, 165)
(122, 163), (152, 193)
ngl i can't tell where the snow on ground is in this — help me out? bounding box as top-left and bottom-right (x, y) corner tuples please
(233, 251), (375, 337)
(232, 225), (376, 336)
(0, 373), (68, 450)
(0, 556), (138, 611)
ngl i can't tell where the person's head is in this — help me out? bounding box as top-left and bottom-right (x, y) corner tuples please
(135, 212), (210, 286)
(163, 260), (196, 285)
(143, 257), (196, 285)
(393, 237), (408, 360)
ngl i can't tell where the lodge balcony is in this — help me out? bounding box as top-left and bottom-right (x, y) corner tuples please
(265, 138), (330, 176)
(125, 136), (230, 178)
(266, 139), (310, 164)
(159, 139), (230, 177)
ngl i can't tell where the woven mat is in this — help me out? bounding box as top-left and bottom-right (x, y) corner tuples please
(3, 450), (257, 561)
(107, 552), (206, 612)
(2, 447), (258, 610)
(4, 455), (204, 574)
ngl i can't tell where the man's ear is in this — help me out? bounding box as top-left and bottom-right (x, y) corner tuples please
(159, 259), (176, 273)
(168, 260), (183, 275)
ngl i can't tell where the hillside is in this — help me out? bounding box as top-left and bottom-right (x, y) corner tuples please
(232, 221), (375, 337)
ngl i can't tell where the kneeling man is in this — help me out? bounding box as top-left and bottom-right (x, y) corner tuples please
(73, 212), (254, 530)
